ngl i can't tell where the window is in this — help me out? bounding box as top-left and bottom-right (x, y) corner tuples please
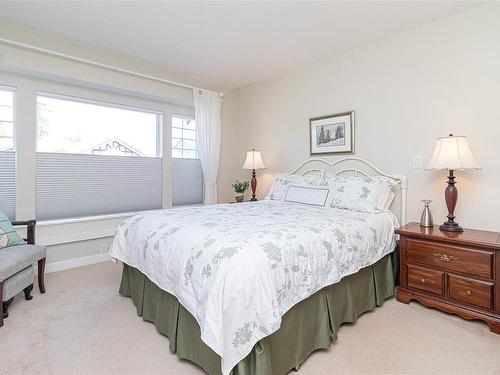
(0, 87), (16, 219)
(0, 88), (14, 152)
(172, 115), (197, 159)
(171, 115), (203, 206)
(35, 93), (163, 220)
(37, 94), (160, 157)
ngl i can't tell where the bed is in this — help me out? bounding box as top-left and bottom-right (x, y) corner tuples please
(110, 157), (408, 375)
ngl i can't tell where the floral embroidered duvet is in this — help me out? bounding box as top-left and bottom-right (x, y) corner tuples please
(109, 200), (398, 374)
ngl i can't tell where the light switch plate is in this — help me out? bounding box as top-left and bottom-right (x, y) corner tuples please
(413, 155), (423, 169)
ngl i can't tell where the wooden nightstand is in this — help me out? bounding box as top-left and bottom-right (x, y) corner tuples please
(396, 222), (500, 334)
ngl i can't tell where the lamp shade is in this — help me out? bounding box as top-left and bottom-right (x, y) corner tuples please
(242, 149), (266, 170)
(426, 135), (480, 170)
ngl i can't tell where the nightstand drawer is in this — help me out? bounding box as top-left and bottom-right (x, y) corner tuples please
(448, 274), (494, 310)
(407, 264), (444, 296)
(406, 239), (493, 279)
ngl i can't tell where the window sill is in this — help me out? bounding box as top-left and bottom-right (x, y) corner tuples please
(35, 209), (165, 246)
(36, 210), (160, 227)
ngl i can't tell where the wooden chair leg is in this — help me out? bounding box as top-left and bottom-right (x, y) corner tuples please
(0, 281), (3, 327)
(38, 258), (46, 294)
(24, 283), (34, 300)
(3, 297), (13, 319)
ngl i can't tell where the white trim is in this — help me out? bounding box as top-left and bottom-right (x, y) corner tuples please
(37, 228), (116, 247)
(2, 64), (195, 109)
(156, 113), (163, 158)
(0, 37), (212, 93)
(0, 84), (16, 92)
(172, 112), (196, 122)
(290, 157), (408, 225)
(37, 212), (136, 227)
(36, 207), (165, 227)
(44, 253), (111, 274)
(0, 37), (223, 100)
(36, 90), (163, 116)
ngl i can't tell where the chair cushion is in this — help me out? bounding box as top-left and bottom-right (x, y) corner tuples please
(15, 244), (47, 262)
(0, 244), (46, 281)
(0, 212), (25, 249)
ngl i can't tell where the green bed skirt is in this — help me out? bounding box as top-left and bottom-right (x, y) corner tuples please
(119, 252), (397, 375)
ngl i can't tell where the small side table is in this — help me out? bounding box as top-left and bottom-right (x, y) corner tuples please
(396, 222), (500, 334)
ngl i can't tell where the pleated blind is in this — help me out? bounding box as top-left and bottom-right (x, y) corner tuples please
(36, 152), (162, 220)
(0, 151), (16, 219)
(172, 158), (203, 206)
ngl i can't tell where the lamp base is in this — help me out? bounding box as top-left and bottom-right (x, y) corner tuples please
(250, 169), (258, 201)
(440, 169), (463, 233)
(439, 221), (463, 232)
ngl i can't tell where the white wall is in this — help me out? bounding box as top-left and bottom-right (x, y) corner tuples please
(228, 4), (500, 231)
(0, 20), (234, 269)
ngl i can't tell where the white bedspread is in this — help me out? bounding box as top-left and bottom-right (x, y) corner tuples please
(109, 201), (398, 374)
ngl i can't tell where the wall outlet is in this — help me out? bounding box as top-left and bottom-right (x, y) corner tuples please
(413, 155), (423, 169)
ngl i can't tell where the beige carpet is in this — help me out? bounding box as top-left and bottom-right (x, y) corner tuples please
(2, 262), (499, 375)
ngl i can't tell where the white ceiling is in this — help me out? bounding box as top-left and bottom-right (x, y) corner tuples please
(0, 1), (481, 89)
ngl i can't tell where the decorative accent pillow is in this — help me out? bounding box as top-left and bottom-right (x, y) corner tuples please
(0, 212), (26, 249)
(266, 171), (329, 201)
(328, 175), (397, 213)
(284, 185), (333, 207)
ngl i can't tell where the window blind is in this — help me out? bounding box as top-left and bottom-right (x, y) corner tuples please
(172, 158), (203, 206)
(36, 152), (162, 220)
(0, 151), (16, 219)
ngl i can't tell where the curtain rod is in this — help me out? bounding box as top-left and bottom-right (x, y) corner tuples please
(0, 37), (222, 96)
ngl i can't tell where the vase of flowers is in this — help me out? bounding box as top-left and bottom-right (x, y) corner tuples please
(231, 180), (250, 202)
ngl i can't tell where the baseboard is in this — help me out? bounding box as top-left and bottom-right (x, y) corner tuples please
(45, 253), (111, 274)
(37, 230), (115, 247)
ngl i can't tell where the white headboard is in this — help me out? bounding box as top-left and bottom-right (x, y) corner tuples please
(289, 157), (408, 225)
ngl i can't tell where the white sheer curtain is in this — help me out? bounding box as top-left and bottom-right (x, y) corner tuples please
(193, 89), (222, 204)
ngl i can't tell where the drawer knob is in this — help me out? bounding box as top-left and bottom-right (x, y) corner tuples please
(421, 278), (426, 283)
(466, 290), (472, 296)
(433, 252), (458, 262)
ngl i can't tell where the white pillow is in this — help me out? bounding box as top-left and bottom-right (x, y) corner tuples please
(284, 185), (333, 207)
(383, 190), (396, 211)
(266, 171), (329, 201)
(328, 175), (397, 213)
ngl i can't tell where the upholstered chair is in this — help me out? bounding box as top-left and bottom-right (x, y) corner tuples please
(0, 220), (46, 327)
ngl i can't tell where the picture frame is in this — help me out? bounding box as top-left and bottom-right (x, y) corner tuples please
(309, 111), (355, 155)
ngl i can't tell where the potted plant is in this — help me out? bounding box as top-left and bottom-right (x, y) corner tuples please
(231, 180), (250, 202)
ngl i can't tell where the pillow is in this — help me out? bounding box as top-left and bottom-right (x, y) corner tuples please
(266, 171), (329, 201)
(383, 190), (396, 211)
(328, 175), (397, 213)
(284, 185), (333, 207)
(0, 212), (26, 249)
(303, 171), (330, 186)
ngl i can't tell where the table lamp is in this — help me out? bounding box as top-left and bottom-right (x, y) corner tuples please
(426, 134), (480, 232)
(242, 149), (266, 201)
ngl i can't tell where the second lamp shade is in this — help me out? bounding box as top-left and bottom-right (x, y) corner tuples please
(243, 149), (266, 170)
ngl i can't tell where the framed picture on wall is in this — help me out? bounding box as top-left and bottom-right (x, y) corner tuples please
(309, 111), (354, 155)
